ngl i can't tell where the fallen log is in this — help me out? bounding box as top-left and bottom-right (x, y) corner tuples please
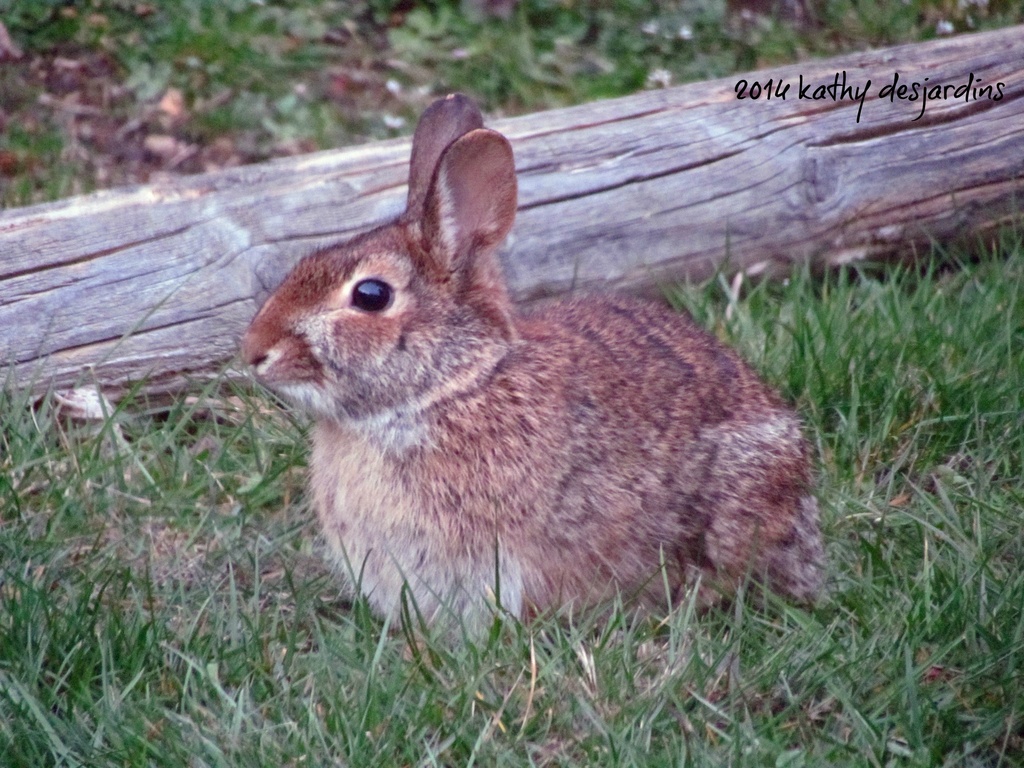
(2, 25), (1023, 399)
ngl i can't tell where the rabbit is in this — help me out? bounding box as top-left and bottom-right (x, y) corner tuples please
(242, 93), (824, 626)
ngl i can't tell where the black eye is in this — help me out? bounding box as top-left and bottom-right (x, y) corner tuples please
(351, 278), (393, 312)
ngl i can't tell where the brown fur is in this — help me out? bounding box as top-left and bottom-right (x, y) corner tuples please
(242, 94), (824, 626)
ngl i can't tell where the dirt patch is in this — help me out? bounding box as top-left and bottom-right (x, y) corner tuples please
(0, 12), (422, 205)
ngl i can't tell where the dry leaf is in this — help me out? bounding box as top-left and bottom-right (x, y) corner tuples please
(0, 21), (24, 62)
(54, 387), (115, 421)
(158, 87), (186, 119)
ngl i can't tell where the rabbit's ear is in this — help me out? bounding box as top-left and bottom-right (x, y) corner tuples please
(423, 128), (517, 268)
(405, 93), (484, 220)
(421, 128), (518, 340)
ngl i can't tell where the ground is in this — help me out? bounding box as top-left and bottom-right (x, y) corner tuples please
(3, 0), (1019, 207)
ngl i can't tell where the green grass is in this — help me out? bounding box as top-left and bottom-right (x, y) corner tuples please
(3, 231), (1023, 766)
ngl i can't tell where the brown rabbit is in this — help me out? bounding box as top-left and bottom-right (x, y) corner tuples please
(242, 94), (824, 626)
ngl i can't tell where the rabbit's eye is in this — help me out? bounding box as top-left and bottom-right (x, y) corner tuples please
(351, 279), (393, 312)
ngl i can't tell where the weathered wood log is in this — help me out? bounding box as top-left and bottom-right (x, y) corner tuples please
(2, 26), (1023, 399)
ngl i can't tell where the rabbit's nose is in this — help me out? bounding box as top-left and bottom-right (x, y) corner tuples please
(241, 328), (271, 370)
(245, 345), (284, 378)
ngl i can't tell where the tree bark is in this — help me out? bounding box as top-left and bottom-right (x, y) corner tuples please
(2, 25), (1022, 399)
